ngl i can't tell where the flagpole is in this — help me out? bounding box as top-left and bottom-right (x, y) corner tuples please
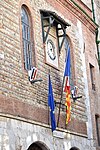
(48, 103), (50, 125)
(57, 45), (70, 127)
(57, 75), (65, 127)
(48, 69), (50, 126)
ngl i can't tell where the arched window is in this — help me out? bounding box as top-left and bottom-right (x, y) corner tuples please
(28, 143), (42, 150)
(70, 147), (80, 150)
(27, 141), (49, 150)
(21, 6), (32, 70)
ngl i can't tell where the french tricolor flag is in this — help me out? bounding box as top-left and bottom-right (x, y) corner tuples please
(28, 67), (37, 82)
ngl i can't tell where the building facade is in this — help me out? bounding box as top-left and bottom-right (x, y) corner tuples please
(0, 0), (100, 150)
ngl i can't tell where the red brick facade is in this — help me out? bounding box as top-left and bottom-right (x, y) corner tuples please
(0, 0), (100, 149)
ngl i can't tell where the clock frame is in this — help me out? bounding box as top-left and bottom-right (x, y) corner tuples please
(45, 35), (59, 69)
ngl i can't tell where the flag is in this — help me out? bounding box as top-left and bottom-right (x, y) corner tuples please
(28, 67), (37, 82)
(64, 47), (71, 124)
(48, 74), (56, 132)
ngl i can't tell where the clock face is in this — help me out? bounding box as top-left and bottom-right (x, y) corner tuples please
(45, 37), (58, 69)
(47, 39), (56, 60)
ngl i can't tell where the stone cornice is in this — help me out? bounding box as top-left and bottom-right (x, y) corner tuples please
(73, 0), (92, 14)
(0, 113), (88, 138)
(58, 0), (98, 33)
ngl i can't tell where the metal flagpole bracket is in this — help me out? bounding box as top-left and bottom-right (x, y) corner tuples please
(54, 101), (65, 106)
(30, 79), (43, 84)
(71, 86), (82, 102)
(72, 95), (82, 102)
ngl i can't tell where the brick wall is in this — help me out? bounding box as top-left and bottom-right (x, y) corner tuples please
(0, 0), (99, 140)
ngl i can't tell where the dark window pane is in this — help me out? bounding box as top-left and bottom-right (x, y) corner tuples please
(95, 115), (100, 146)
(21, 6), (32, 70)
(89, 64), (95, 90)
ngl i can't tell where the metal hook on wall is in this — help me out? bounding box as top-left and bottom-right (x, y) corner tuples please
(71, 86), (82, 102)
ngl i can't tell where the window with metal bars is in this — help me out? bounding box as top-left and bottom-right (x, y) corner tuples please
(21, 6), (32, 70)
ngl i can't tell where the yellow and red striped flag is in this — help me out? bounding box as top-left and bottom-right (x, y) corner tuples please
(64, 47), (71, 124)
(64, 77), (71, 124)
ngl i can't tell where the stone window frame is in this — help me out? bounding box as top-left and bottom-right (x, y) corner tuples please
(89, 63), (96, 91)
(70, 147), (80, 150)
(27, 141), (50, 150)
(95, 114), (100, 146)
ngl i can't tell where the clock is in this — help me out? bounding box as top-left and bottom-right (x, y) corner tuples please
(47, 39), (56, 60)
(45, 37), (58, 68)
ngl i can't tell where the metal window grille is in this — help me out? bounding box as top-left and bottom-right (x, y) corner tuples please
(21, 7), (32, 70)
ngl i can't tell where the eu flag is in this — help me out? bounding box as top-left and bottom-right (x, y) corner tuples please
(48, 74), (56, 132)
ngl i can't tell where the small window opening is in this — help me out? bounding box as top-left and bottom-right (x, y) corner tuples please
(95, 115), (100, 146)
(89, 63), (95, 90)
